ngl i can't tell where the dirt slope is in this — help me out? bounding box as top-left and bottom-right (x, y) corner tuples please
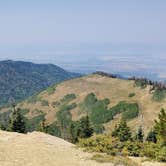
(0, 130), (112, 166)
(0, 130), (165, 166)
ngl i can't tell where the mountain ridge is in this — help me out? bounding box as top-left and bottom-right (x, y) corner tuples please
(0, 60), (81, 106)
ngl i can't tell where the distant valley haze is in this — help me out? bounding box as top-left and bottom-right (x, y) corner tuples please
(0, 0), (166, 81)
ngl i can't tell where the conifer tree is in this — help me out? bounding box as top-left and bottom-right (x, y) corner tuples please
(77, 116), (93, 139)
(146, 130), (157, 143)
(135, 126), (144, 142)
(154, 108), (166, 145)
(112, 120), (132, 142)
(9, 107), (26, 133)
(38, 118), (48, 133)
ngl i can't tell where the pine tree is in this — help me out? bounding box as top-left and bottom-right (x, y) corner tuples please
(9, 108), (26, 133)
(112, 120), (132, 142)
(38, 118), (48, 133)
(77, 116), (93, 139)
(135, 126), (144, 142)
(69, 122), (78, 143)
(146, 130), (157, 143)
(154, 108), (166, 145)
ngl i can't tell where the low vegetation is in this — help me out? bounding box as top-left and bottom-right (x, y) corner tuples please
(131, 77), (166, 101)
(128, 93), (136, 98)
(91, 154), (139, 166)
(78, 109), (166, 162)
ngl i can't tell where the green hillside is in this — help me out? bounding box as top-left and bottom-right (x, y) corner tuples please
(0, 60), (80, 106)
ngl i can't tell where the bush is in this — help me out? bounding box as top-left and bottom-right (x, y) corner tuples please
(134, 79), (147, 89)
(143, 142), (160, 159)
(51, 101), (60, 107)
(41, 100), (49, 106)
(110, 101), (139, 118)
(79, 93), (112, 125)
(46, 85), (56, 94)
(156, 146), (166, 162)
(124, 141), (143, 157)
(128, 93), (136, 98)
(78, 135), (122, 155)
(152, 89), (166, 101)
(27, 94), (42, 103)
(26, 114), (45, 132)
(122, 107), (139, 121)
(60, 93), (76, 103)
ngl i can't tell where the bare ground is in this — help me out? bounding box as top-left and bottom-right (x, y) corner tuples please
(0, 130), (165, 166)
(0, 130), (112, 166)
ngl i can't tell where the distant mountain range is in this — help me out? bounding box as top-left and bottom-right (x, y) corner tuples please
(0, 60), (81, 106)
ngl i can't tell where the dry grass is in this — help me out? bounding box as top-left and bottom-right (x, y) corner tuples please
(2, 74), (165, 133)
(91, 154), (140, 166)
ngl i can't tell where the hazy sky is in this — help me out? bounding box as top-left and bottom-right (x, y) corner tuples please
(0, 0), (166, 78)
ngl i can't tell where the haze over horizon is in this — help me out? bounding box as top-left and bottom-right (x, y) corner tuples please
(0, 0), (166, 80)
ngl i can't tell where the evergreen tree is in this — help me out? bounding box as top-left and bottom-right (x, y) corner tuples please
(9, 108), (26, 133)
(77, 116), (93, 139)
(135, 126), (144, 142)
(69, 122), (79, 143)
(154, 108), (166, 145)
(146, 130), (157, 143)
(112, 120), (132, 142)
(38, 118), (48, 133)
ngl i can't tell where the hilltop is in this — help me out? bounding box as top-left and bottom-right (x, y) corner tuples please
(0, 60), (80, 106)
(0, 73), (165, 136)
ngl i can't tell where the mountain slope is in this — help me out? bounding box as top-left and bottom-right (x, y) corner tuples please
(0, 60), (80, 106)
(1, 74), (164, 135)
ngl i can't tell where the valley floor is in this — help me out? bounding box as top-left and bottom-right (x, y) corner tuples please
(0, 130), (165, 166)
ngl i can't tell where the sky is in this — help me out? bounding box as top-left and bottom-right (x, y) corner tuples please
(0, 0), (166, 80)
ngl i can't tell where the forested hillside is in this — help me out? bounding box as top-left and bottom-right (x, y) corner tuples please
(0, 60), (80, 106)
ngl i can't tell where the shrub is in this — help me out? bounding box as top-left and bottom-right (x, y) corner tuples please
(41, 100), (49, 106)
(134, 79), (147, 89)
(110, 101), (139, 118)
(60, 93), (76, 103)
(128, 93), (136, 98)
(46, 122), (61, 137)
(51, 101), (60, 107)
(156, 146), (166, 162)
(27, 94), (42, 103)
(122, 106), (139, 120)
(20, 108), (30, 115)
(78, 135), (122, 155)
(152, 89), (166, 101)
(143, 142), (160, 159)
(46, 85), (56, 94)
(124, 141), (143, 157)
(26, 114), (45, 132)
(79, 93), (112, 125)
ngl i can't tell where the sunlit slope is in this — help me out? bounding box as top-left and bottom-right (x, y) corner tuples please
(8, 74), (165, 133)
